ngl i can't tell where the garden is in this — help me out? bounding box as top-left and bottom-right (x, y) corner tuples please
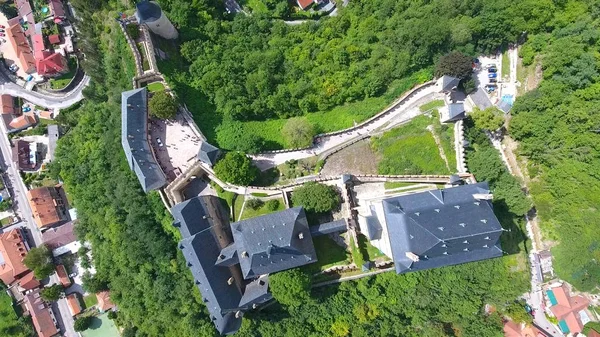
(49, 57), (79, 90)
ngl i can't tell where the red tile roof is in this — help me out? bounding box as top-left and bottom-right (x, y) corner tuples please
(588, 329), (600, 337)
(39, 110), (54, 120)
(36, 51), (68, 77)
(66, 293), (82, 316)
(33, 34), (45, 57)
(49, 0), (66, 18)
(7, 24), (36, 73)
(27, 186), (66, 228)
(48, 34), (61, 45)
(297, 0), (313, 10)
(96, 291), (116, 312)
(503, 321), (544, 337)
(9, 112), (37, 130)
(0, 229), (30, 286)
(24, 290), (59, 337)
(549, 284), (590, 334)
(55, 264), (71, 287)
(1, 95), (14, 115)
(18, 270), (40, 290)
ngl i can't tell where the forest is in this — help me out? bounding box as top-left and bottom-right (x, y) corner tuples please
(43, 0), (598, 336)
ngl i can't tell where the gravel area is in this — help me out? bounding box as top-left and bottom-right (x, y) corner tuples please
(320, 140), (380, 176)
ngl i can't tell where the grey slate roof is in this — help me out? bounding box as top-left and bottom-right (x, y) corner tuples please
(230, 207), (317, 279)
(172, 197), (213, 238)
(238, 277), (272, 309)
(309, 219), (347, 237)
(121, 88), (166, 193)
(444, 103), (466, 122)
(382, 182), (503, 273)
(135, 1), (162, 23)
(47, 124), (59, 162)
(438, 75), (460, 92)
(197, 141), (221, 167)
(497, 100), (512, 113)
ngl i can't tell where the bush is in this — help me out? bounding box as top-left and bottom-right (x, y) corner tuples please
(265, 199), (280, 211)
(282, 117), (315, 149)
(246, 198), (264, 210)
(148, 91), (177, 120)
(108, 311), (118, 320)
(74, 316), (93, 332)
(291, 182), (340, 213)
(125, 24), (139, 40)
(213, 152), (259, 186)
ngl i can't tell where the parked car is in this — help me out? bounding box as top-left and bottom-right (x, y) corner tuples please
(524, 304), (533, 314)
(0, 29), (5, 33)
(488, 73), (497, 78)
(26, 75), (33, 82)
(22, 107), (31, 112)
(156, 137), (164, 147)
(489, 78), (498, 83)
(9, 64), (18, 73)
(0, 33), (5, 37)
(488, 67), (497, 73)
(0, 25), (5, 29)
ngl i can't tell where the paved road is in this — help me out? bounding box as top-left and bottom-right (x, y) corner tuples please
(252, 84), (440, 170)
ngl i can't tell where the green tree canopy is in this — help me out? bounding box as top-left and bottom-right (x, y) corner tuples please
(23, 245), (54, 279)
(269, 268), (311, 308)
(213, 151), (259, 186)
(282, 118), (315, 149)
(435, 51), (474, 79)
(81, 272), (109, 294)
(148, 91), (177, 120)
(74, 316), (93, 332)
(40, 284), (64, 302)
(291, 182), (340, 213)
(471, 107), (504, 131)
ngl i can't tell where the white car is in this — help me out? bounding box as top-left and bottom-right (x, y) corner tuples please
(156, 137), (164, 147)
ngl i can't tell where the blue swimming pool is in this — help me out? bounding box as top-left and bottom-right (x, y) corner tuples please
(547, 289), (558, 306)
(558, 320), (570, 333)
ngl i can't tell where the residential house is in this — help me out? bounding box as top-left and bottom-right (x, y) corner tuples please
(55, 264), (71, 287)
(96, 290), (116, 312)
(66, 293), (82, 316)
(7, 24), (36, 74)
(48, 34), (61, 45)
(42, 220), (78, 256)
(503, 321), (544, 337)
(27, 186), (68, 229)
(23, 289), (59, 337)
(12, 139), (37, 171)
(173, 196), (346, 335)
(49, 0), (67, 23)
(538, 250), (553, 275)
(8, 113), (37, 133)
(39, 110), (54, 120)
(36, 52), (69, 77)
(547, 284), (591, 335)
(0, 228), (39, 290)
(14, 0), (35, 36)
(1, 95), (15, 115)
(588, 329), (600, 337)
(121, 88), (166, 192)
(357, 182), (504, 274)
(297, 0), (314, 10)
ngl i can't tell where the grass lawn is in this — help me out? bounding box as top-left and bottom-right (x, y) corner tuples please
(302, 234), (350, 275)
(432, 119), (457, 171)
(384, 182), (419, 189)
(0, 290), (28, 334)
(0, 217), (11, 226)
(146, 82), (165, 92)
(81, 313), (119, 337)
(49, 57), (78, 89)
(502, 50), (510, 78)
(239, 197), (285, 220)
(372, 115), (450, 175)
(419, 99), (445, 112)
(357, 233), (386, 262)
(83, 294), (98, 309)
(233, 195), (245, 221)
(137, 43), (150, 71)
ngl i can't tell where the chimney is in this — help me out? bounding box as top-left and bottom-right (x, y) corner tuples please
(235, 311), (242, 318)
(298, 232), (304, 240)
(241, 251), (248, 258)
(405, 252), (420, 262)
(473, 193), (493, 200)
(227, 277), (234, 285)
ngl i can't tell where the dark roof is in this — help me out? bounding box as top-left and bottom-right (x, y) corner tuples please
(497, 100), (512, 113)
(136, 1), (162, 23)
(121, 88), (166, 192)
(197, 141), (221, 167)
(438, 75), (460, 92)
(230, 207), (317, 279)
(309, 219), (347, 237)
(41, 221), (76, 250)
(443, 103), (466, 123)
(172, 197), (213, 238)
(238, 276), (271, 308)
(382, 182), (503, 273)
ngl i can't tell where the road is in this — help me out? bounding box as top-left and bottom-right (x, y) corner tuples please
(251, 83), (440, 170)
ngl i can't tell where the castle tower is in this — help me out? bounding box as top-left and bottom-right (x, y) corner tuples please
(135, 1), (178, 40)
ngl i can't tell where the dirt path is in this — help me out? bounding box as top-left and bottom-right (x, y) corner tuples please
(427, 125), (451, 172)
(320, 140), (381, 176)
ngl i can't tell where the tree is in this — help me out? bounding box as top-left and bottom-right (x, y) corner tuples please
(435, 51), (473, 79)
(82, 272), (109, 293)
(265, 199), (280, 211)
(246, 198), (264, 210)
(213, 152), (259, 186)
(282, 118), (315, 149)
(23, 245), (54, 279)
(269, 268), (311, 307)
(41, 284), (64, 302)
(291, 182), (340, 213)
(74, 316), (93, 332)
(148, 91), (177, 120)
(471, 107), (504, 131)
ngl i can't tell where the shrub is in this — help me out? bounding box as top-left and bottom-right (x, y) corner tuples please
(246, 198), (264, 210)
(213, 152), (259, 186)
(265, 199), (280, 211)
(291, 182), (340, 213)
(74, 316), (93, 332)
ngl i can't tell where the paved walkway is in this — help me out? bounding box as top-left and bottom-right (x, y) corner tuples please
(252, 84), (439, 170)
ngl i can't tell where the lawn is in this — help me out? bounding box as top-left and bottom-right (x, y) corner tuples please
(302, 234), (350, 275)
(83, 294), (98, 309)
(502, 50), (510, 78)
(371, 115), (450, 175)
(357, 233), (386, 262)
(0, 217), (11, 226)
(233, 195), (245, 221)
(49, 57), (78, 89)
(432, 119), (457, 171)
(81, 313), (120, 337)
(146, 82), (165, 92)
(137, 43), (150, 71)
(384, 182), (418, 189)
(239, 197), (285, 220)
(419, 99), (445, 112)
(0, 290), (30, 336)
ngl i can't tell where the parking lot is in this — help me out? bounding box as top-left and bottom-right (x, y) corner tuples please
(148, 112), (202, 182)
